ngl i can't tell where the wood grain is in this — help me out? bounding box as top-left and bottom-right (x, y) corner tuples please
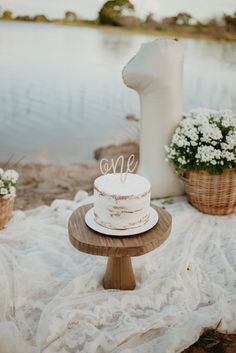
(103, 257), (135, 290)
(68, 203), (171, 290)
(68, 203), (172, 258)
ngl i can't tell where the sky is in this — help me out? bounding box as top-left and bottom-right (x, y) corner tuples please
(0, 0), (235, 20)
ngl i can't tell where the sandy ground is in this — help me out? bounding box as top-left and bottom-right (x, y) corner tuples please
(9, 141), (139, 210)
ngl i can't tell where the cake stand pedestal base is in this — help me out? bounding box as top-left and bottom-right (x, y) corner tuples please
(68, 204), (172, 291)
(103, 257), (136, 290)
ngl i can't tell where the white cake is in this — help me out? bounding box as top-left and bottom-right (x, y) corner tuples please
(94, 173), (151, 230)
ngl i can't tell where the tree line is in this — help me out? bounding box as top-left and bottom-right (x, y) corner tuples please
(0, 0), (235, 36)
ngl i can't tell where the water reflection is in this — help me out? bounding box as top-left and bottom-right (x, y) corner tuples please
(0, 22), (235, 163)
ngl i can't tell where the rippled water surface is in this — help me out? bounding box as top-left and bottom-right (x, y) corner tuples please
(0, 22), (236, 163)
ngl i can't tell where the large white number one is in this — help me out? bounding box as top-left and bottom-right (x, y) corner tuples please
(122, 39), (184, 197)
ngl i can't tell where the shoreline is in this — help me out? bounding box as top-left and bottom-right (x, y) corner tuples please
(79, 22), (236, 43)
(2, 141), (138, 210)
(1, 19), (236, 43)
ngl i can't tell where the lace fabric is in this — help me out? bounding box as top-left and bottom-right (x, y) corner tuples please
(0, 195), (235, 353)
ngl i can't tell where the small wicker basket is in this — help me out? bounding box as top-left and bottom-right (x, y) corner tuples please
(0, 197), (14, 230)
(182, 168), (236, 215)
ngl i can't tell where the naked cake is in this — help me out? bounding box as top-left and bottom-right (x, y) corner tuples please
(94, 173), (151, 230)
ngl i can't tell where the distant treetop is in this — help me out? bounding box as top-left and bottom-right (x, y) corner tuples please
(98, 0), (135, 26)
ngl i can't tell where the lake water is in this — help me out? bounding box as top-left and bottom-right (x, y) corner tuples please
(0, 22), (236, 164)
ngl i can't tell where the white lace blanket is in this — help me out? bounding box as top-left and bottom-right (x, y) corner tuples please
(0, 194), (235, 353)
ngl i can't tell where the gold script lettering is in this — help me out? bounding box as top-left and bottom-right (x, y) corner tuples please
(100, 154), (138, 183)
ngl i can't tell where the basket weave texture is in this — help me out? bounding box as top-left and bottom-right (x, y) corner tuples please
(182, 168), (236, 215)
(0, 197), (14, 230)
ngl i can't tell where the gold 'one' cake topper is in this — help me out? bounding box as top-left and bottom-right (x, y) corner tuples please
(100, 154), (138, 183)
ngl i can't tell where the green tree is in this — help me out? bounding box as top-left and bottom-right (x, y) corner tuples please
(162, 16), (177, 27)
(144, 12), (158, 29)
(206, 18), (218, 28)
(65, 11), (77, 22)
(2, 10), (13, 20)
(223, 12), (236, 32)
(176, 12), (192, 25)
(15, 15), (31, 21)
(32, 14), (49, 22)
(145, 12), (154, 23)
(98, 0), (134, 26)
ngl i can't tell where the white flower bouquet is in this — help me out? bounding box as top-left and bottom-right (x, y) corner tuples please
(166, 108), (236, 176)
(166, 109), (236, 215)
(0, 168), (19, 199)
(0, 168), (19, 229)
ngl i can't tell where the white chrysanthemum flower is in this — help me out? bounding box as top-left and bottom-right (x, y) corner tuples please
(9, 186), (16, 195)
(199, 124), (222, 142)
(167, 108), (235, 175)
(169, 149), (176, 158)
(196, 145), (220, 163)
(220, 110), (236, 128)
(172, 132), (189, 147)
(182, 126), (198, 141)
(0, 187), (8, 195)
(195, 116), (209, 126)
(2, 169), (19, 183)
(221, 142), (228, 150)
(190, 108), (217, 125)
(222, 151), (235, 162)
(0, 180), (4, 187)
(190, 141), (197, 146)
(2, 186), (16, 199)
(177, 157), (187, 165)
(164, 145), (169, 153)
(180, 117), (194, 129)
(226, 131), (236, 149)
(215, 150), (222, 159)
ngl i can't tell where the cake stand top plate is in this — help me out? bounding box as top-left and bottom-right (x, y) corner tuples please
(85, 206), (159, 236)
(68, 203), (172, 258)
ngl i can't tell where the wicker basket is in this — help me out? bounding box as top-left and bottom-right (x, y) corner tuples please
(0, 197), (14, 230)
(182, 168), (236, 215)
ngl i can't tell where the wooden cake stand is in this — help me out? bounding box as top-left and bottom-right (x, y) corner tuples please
(68, 203), (172, 290)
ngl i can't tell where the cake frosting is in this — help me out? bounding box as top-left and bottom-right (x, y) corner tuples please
(94, 173), (151, 230)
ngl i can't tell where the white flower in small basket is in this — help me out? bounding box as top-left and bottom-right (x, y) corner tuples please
(0, 168), (19, 229)
(166, 109), (236, 215)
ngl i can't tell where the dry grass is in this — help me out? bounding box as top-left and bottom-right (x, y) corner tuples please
(184, 329), (236, 353)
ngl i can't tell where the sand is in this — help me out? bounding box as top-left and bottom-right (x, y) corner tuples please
(4, 141), (138, 210)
